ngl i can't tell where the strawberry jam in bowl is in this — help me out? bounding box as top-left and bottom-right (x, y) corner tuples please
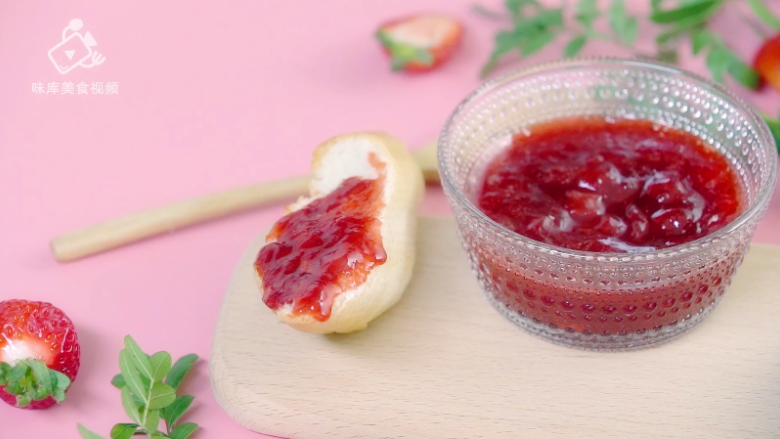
(438, 58), (778, 350)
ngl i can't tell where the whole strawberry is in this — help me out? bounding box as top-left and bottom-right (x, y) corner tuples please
(0, 299), (80, 409)
(754, 33), (780, 93)
(376, 14), (463, 73)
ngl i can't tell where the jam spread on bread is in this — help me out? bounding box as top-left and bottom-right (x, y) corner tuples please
(255, 154), (387, 321)
(478, 117), (743, 252)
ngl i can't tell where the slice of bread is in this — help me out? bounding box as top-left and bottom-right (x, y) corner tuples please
(255, 132), (424, 334)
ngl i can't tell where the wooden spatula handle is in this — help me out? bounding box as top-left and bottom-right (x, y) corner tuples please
(50, 175), (311, 262)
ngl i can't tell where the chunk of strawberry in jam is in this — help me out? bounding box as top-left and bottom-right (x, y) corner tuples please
(477, 117), (742, 253)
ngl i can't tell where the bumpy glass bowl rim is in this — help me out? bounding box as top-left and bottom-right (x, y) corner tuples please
(437, 57), (778, 261)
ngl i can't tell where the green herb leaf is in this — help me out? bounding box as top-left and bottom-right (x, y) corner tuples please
(162, 395), (194, 430)
(121, 386), (141, 423)
(124, 336), (154, 380)
(110, 424), (138, 439)
(575, 0), (599, 28)
(111, 374), (126, 389)
(165, 354), (198, 391)
(622, 17), (638, 45)
(531, 7), (563, 28)
(746, 0), (780, 31)
(705, 47), (730, 82)
(143, 408), (161, 433)
(169, 423), (198, 439)
(607, 0), (639, 45)
(564, 35), (588, 57)
(78, 424), (109, 439)
(651, 0), (718, 24)
(727, 56), (761, 89)
(505, 0), (539, 19)
(521, 30), (557, 56)
(148, 382), (176, 410)
(150, 352), (172, 382)
(119, 350), (147, 400)
(691, 28), (714, 54)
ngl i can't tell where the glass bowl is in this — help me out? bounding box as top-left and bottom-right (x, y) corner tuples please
(437, 58), (778, 351)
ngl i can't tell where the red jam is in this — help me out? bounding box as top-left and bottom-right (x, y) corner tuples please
(255, 155), (386, 321)
(478, 117), (743, 252)
(474, 117), (745, 336)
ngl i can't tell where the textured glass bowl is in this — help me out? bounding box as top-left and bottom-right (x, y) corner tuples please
(438, 58), (778, 351)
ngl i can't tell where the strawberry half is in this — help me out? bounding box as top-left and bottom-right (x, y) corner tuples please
(376, 14), (463, 72)
(0, 300), (80, 409)
(754, 33), (780, 92)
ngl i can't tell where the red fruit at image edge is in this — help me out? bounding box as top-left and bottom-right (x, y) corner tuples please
(376, 14), (463, 73)
(0, 299), (80, 409)
(754, 33), (780, 92)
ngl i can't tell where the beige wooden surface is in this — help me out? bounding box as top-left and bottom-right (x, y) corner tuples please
(211, 217), (780, 439)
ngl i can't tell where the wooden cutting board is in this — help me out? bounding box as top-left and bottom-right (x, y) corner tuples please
(210, 217), (780, 439)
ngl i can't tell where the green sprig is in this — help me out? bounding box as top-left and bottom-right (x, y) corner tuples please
(651, 0), (761, 89)
(78, 335), (199, 439)
(478, 0), (643, 77)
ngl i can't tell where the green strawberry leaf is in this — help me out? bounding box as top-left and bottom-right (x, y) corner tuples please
(51, 370), (71, 402)
(169, 422), (198, 439)
(16, 394), (31, 408)
(162, 395), (195, 430)
(28, 360), (53, 395)
(7, 362), (28, 383)
(1, 360), (71, 405)
(78, 424), (109, 439)
(165, 354), (198, 391)
(110, 423), (138, 439)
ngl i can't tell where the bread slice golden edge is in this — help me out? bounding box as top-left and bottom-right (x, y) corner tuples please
(254, 132), (425, 334)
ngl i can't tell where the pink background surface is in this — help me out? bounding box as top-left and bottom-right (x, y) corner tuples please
(1, 1), (779, 437)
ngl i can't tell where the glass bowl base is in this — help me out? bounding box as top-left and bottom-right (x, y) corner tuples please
(482, 287), (722, 351)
